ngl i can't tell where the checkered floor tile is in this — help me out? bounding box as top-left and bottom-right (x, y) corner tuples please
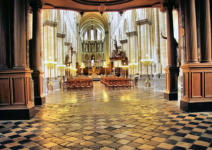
(0, 82), (212, 150)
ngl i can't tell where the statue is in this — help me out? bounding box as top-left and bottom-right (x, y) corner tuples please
(112, 39), (121, 57)
(91, 55), (95, 67)
(114, 39), (118, 52)
(91, 59), (95, 67)
(110, 39), (128, 66)
(70, 45), (74, 63)
(65, 44), (75, 66)
(65, 54), (70, 66)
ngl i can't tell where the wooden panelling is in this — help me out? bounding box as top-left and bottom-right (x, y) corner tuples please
(205, 72), (212, 98)
(25, 77), (32, 105)
(13, 78), (25, 105)
(0, 78), (10, 105)
(192, 72), (202, 98)
(181, 63), (212, 112)
(183, 73), (188, 97)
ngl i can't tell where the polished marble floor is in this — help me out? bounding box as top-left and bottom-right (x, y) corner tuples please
(0, 81), (212, 150)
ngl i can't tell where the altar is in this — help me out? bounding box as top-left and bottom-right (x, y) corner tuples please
(89, 66), (100, 77)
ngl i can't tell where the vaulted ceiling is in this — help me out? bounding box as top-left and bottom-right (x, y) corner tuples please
(80, 12), (108, 41)
(42, 0), (165, 12)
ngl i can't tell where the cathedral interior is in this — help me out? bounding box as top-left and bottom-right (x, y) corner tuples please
(0, 0), (212, 149)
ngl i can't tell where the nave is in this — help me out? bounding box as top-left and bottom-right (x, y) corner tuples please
(1, 0), (212, 149)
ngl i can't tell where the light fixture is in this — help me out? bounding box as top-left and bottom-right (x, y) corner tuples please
(80, 63), (85, 75)
(57, 64), (66, 70)
(140, 54), (154, 87)
(80, 63), (85, 69)
(129, 62), (138, 67)
(103, 61), (108, 68)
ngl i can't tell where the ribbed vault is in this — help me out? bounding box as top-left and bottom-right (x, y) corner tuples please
(80, 12), (109, 41)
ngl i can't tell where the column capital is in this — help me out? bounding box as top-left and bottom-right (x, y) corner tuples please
(43, 20), (57, 27)
(57, 33), (66, 38)
(136, 19), (152, 26)
(65, 42), (71, 46)
(126, 31), (138, 37)
(120, 39), (128, 44)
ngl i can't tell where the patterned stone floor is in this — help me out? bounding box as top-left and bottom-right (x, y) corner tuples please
(0, 81), (212, 150)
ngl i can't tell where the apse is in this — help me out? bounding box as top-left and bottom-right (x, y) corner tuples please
(80, 15), (106, 68)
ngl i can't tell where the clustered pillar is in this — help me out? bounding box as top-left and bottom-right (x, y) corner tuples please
(0, 0), (35, 120)
(180, 0), (212, 112)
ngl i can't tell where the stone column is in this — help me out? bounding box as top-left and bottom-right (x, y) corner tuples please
(137, 24), (142, 75)
(126, 33), (131, 74)
(155, 9), (161, 76)
(53, 24), (57, 77)
(137, 18), (151, 75)
(134, 32), (138, 74)
(164, 3), (179, 100)
(62, 37), (65, 64)
(30, 0), (45, 105)
(185, 0), (198, 63)
(128, 34), (131, 63)
(199, 0), (211, 62)
(141, 24), (146, 75)
(105, 31), (109, 64)
(77, 24), (82, 64)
